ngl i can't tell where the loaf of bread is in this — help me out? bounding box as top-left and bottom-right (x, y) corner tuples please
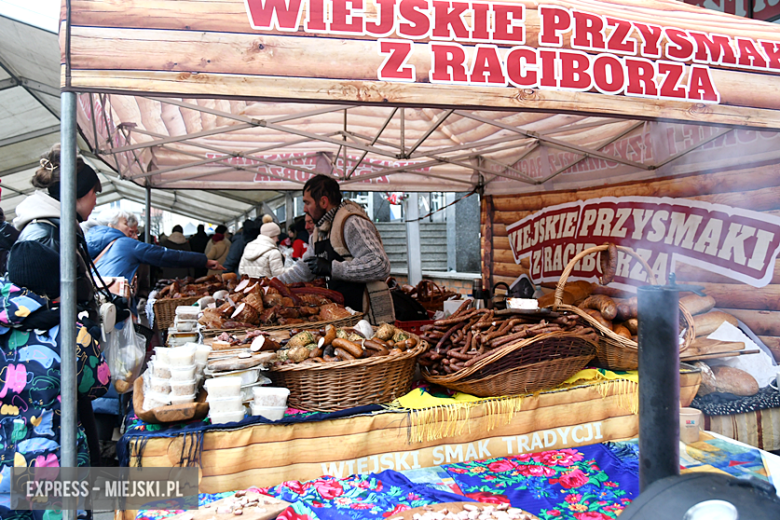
(564, 281), (593, 303)
(693, 362), (716, 396)
(693, 310), (739, 337)
(537, 290), (574, 308)
(711, 366), (759, 396)
(680, 294), (716, 316)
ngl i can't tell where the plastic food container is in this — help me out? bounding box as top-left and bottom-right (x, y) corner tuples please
(153, 346), (171, 364)
(169, 393), (196, 405)
(204, 367), (263, 386)
(204, 376), (242, 398)
(250, 404), (286, 421)
(209, 409), (246, 425)
(207, 395), (244, 413)
(240, 381), (269, 402)
(168, 345), (196, 367)
(149, 376), (171, 394)
(167, 331), (199, 347)
(252, 387), (290, 407)
(170, 365), (197, 381)
(194, 344), (212, 364)
(170, 380), (197, 396)
(152, 363), (171, 379)
(175, 306), (200, 319)
(174, 319), (198, 332)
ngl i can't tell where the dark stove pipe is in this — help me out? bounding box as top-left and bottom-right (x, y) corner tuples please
(637, 286), (680, 491)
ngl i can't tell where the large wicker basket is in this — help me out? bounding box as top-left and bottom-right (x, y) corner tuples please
(552, 244), (695, 371)
(200, 312), (364, 338)
(422, 332), (597, 397)
(153, 296), (200, 331)
(271, 336), (428, 412)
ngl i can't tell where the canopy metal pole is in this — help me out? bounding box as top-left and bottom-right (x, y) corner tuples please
(285, 192), (294, 231)
(60, 91), (78, 520)
(405, 193), (422, 285)
(145, 183), (152, 243)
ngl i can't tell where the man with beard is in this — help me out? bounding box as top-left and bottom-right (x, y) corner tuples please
(278, 175), (394, 324)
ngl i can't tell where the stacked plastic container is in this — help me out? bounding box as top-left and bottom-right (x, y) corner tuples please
(147, 345), (199, 407)
(204, 376), (246, 424)
(250, 387), (290, 421)
(167, 306), (200, 347)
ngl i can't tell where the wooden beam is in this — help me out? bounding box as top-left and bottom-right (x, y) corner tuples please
(67, 70), (780, 130)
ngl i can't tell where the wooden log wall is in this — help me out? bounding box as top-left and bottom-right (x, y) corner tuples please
(483, 161), (780, 361)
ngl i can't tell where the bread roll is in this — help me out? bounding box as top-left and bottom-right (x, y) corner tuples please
(680, 294), (716, 316)
(693, 311), (738, 337)
(711, 366), (759, 396)
(613, 324), (631, 339)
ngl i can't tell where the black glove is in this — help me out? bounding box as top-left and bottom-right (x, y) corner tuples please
(111, 295), (132, 323)
(305, 256), (332, 276)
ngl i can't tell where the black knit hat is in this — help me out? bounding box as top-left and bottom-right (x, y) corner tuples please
(47, 162), (102, 201)
(7, 241), (61, 299)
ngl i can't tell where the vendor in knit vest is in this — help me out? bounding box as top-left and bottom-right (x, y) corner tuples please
(278, 175), (395, 324)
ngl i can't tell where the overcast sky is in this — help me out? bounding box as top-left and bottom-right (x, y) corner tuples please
(0, 0), (58, 32)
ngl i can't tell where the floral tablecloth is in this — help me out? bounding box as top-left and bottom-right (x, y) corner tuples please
(441, 443), (638, 520)
(135, 443), (639, 520)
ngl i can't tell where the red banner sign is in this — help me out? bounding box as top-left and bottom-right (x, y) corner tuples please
(244, 0), (780, 102)
(506, 197), (780, 289)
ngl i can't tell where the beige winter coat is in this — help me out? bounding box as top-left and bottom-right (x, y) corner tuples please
(239, 235), (286, 279)
(205, 237), (231, 276)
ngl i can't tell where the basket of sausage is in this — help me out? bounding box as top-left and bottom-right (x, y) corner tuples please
(550, 244), (695, 371)
(418, 302), (598, 397)
(270, 323), (428, 412)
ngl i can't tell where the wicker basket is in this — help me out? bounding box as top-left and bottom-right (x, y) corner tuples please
(271, 336), (428, 412)
(422, 332), (597, 397)
(200, 312), (364, 338)
(415, 280), (458, 312)
(552, 244), (695, 371)
(153, 296), (200, 331)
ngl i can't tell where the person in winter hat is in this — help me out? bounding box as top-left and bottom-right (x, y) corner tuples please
(13, 145), (102, 317)
(205, 224), (231, 276)
(10, 146), (107, 467)
(0, 241), (109, 518)
(239, 215), (286, 278)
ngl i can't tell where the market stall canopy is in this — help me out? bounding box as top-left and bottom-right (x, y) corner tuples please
(62, 0), (780, 195)
(0, 15), (277, 223)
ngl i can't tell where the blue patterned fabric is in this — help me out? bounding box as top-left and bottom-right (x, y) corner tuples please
(0, 280), (110, 519)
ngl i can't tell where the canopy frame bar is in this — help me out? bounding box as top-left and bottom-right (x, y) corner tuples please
(540, 122), (645, 185)
(128, 134), (327, 180)
(150, 142), (312, 185)
(454, 110), (653, 171)
(347, 107), (398, 178)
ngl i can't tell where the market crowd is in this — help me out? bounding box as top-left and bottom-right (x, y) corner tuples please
(0, 144), (393, 511)
(0, 146), (315, 508)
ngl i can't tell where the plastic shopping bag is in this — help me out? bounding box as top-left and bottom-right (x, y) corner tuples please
(103, 317), (145, 394)
(281, 246), (295, 269)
